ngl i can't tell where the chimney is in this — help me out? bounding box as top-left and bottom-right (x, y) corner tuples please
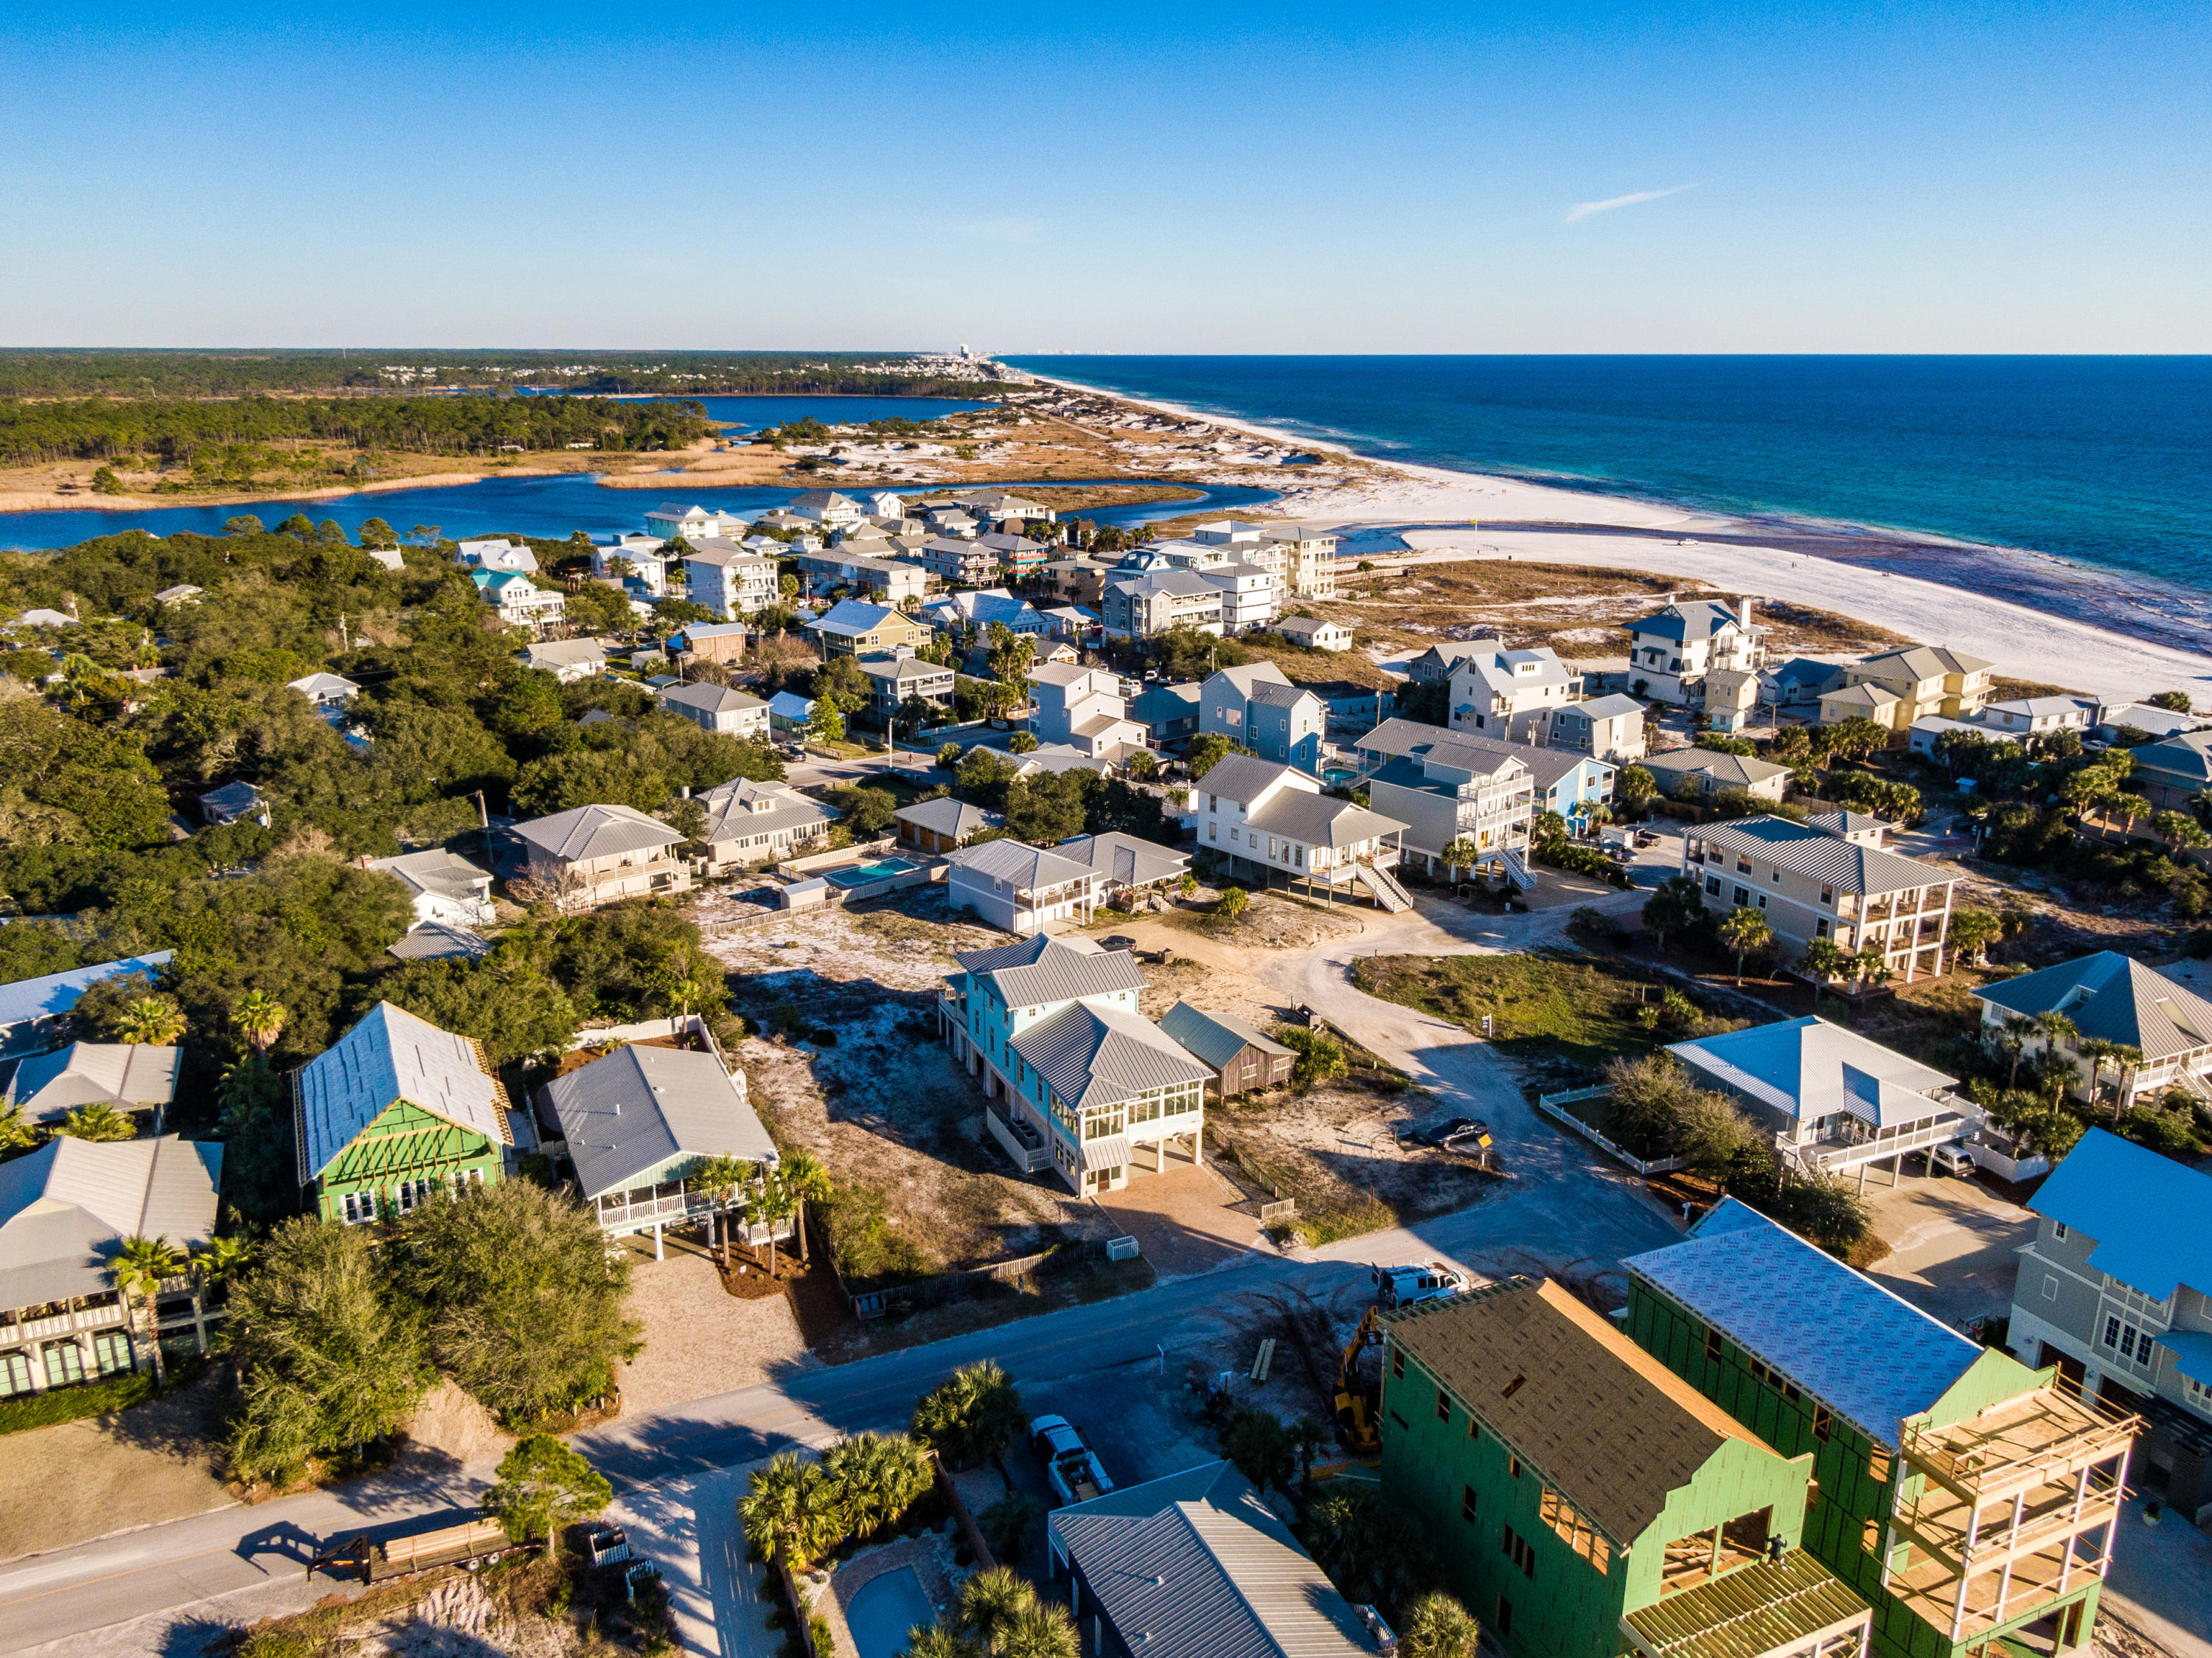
(1738, 597), (1754, 631)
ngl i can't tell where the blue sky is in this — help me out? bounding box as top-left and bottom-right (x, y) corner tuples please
(10, 4), (2208, 351)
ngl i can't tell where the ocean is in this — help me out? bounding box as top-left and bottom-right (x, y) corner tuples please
(1001, 355), (2212, 597)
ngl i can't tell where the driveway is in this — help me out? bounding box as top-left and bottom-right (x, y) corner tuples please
(1091, 1159), (1258, 1278)
(1854, 1160), (2035, 1331)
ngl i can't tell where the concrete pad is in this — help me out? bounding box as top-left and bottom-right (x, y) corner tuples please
(1092, 1157), (1259, 1278)
(1857, 1163), (2036, 1331)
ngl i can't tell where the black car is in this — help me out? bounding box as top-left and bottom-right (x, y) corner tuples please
(1409, 1117), (1492, 1151)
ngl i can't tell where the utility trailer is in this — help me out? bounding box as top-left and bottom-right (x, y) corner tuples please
(308, 1510), (520, 1584)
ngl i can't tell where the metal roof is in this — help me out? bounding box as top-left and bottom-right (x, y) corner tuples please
(1012, 1002), (1211, 1111)
(0, 954), (173, 1033)
(386, 923), (493, 963)
(4, 1042), (179, 1123)
(1388, 1277), (1770, 1547)
(524, 638), (607, 666)
(293, 1002), (510, 1181)
(515, 802), (684, 861)
(811, 599), (908, 636)
(199, 780), (265, 814)
(897, 797), (1004, 838)
(1641, 749), (1793, 789)
(1563, 693), (1645, 720)
(1857, 645), (1994, 679)
(542, 1043), (776, 1200)
(1048, 1460), (1376, 1658)
(1667, 1016), (1956, 1128)
(1973, 951), (2212, 1061)
(1248, 679), (1321, 710)
(1691, 816), (1950, 898)
(945, 838), (1096, 892)
(2028, 1128), (2212, 1303)
(1157, 1001), (1294, 1073)
(368, 848), (492, 903)
(953, 934), (1145, 1008)
(1621, 1548), (1871, 1658)
(1246, 791), (1406, 850)
(1627, 600), (1745, 644)
(1055, 832), (1189, 889)
(0, 1136), (223, 1311)
(1352, 716), (1453, 760)
(1626, 1200), (1986, 1450)
(1194, 752), (1301, 805)
(661, 681), (767, 715)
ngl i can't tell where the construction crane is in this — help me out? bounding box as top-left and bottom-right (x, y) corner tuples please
(1333, 1305), (1384, 1457)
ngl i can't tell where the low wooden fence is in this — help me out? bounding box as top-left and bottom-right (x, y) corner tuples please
(840, 1235), (1113, 1321)
(1534, 1086), (1688, 1176)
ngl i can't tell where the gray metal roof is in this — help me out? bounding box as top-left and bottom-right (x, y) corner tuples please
(1247, 679), (1321, 710)
(293, 1003), (509, 1181)
(945, 837), (1096, 892)
(199, 780), (265, 814)
(1626, 1199), (1988, 1450)
(1627, 600), (1744, 644)
(1157, 1002), (1293, 1073)
(368, 848), (493, 903)
(1193, 752), (1298, 805)
(2029, 1128), (2212, 1303)
(1692, 816), (1950, 898)
(524, 638), (606, 667)
(1562, 693), (1644, 718)
(4, 1042), (179, 1124)
(1012, 1003), (1211, 1111)
(953, 934), (1146, 1008)
(1046, 1456), (1379, 1658)
(1668, 1016), (1957, 1128)
(661, 681), (767, 715)
(812, 599), (905, 636)
(1856, 645), (1994, 679)
(1055, 832), (1189, 889)
(1352, 716), (1453, 760)
(0, 954), (173, 1033)
(1246, 791), (1406, 850)
(515, 802), (685, 861)
(0, 1136), (222, 1311)
(542, 1043), (776, 1199)
(897, 797), (1004, 839)
(859, 656), (952, 684)
(386, 923), (493, 963)
(1640, 749), (1792, 790)
(1207, 662), (1295, 698)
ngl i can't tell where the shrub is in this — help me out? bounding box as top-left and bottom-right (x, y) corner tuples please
(0, 1369), (156, 1435)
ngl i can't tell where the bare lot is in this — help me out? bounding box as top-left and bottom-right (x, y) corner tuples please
(615, 1239), (815, 1415)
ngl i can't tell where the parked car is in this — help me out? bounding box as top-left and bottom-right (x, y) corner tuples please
(1928, 1143), (1977, 1178)
(1373, 1261), (1470, 1311)
(1029, 1414), (1113, 1505)
(1406, 1116), (1491, 1151)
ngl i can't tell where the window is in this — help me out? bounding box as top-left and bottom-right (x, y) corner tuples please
(1866, 1447), (1893, 1487)
(1469, 1415), (1481, 1440)
(1705, 1328), (1725, 1367)
(1705, 876), (1722, 896)
(1812, 1405), (1832, 1442)
(2183, 1374), (2212, 1414)
(44, 1341), (85, 1388)
(91, 1329), (133, 1376)
(1815, 918), (1830, 937)
(1462, 1484), (1479, 1522)
(2053, 1222), (2068, 1241)
(1208, 822), (1217, 842)
(1734, 887), (1750, 906)
(0, 1350), (30, 1399)
(1500, 1524), (1536, 1578)
(1747, 1356), (1801, 1405)
(1820, 887), (1835, 906)
(1437, 1387), (1451, 1423)
(1495, 1596), (1513, 1637)
(1509, 1454), (1522, 1480)
(1863, 1518), (1883, 1554)
(1391, 1348), (1405, 1379)
(341, 1190), (378, 1225)
(2043, 1274), (2060, 1302)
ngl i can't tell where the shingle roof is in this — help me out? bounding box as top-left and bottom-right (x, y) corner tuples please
(0, 1136), (223, 1311)
(1055, 832), (1189, 888)
(1627, 1200), (1991, 1449)
(542, 1042), (777, 1200)
(293, 1002), (509, 1181)
(0, 954), (173, 1033)
(1049, 1461), (1375, 1658)
(1387, 1277), (1770, 1546)
(1668, 1016), (1957, 1128)
(1156, 1002), (1293, 1073)
(1012, 1002), (1211, 1111)
(1972, 951), (2212, 1060)
(4, 1042), (179, 1123)
(515, 802), (684, 861)
(368, 848), (492, 903)
(286, 672), (360, 698)
(199, 780), (266, 814)
(945, 838), (1096, 892)
(1692, 816), (1950, 898)
(953, 934), (1146, 1009)
(2028, 1128), (2212, 1302)
(897, 797), (1004, 839)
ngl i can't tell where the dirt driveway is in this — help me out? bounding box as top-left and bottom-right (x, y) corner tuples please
(1093, 1156), (1259, 1277)
(616, 1237), (816, 1416)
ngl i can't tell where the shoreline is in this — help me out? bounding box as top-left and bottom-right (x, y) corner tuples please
(1020, 368), (2212, 701)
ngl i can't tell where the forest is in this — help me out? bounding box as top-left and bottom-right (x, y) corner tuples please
(0, 392), (722, 467)
(0, 349), (984, 400)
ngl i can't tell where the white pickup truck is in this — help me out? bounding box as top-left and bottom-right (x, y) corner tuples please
(1030, 1414), (1113, 1506)
(1373, 1261), (1470, 1311)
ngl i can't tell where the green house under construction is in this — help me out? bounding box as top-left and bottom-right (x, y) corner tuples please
(1379, 1275), (1874, 1658)
(293, 1002), (512, 1224)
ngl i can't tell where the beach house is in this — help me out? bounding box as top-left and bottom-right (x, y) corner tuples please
(1130, 680), (1204, 749)
(1969, 951), (2212, 1110)
(1054, 831), (1191, 907)
(692, 777), (836, 873)
(1276, 614), (1352, 651)
(789, 489), (865, 527)
(645, 503), (748, 542)
(1679, 814), (1958, 980)
(2117, 731), (2212, 811)
(659, 681), (771, 740)
(366, 848), (496, 929)
(807, 599), (931, 659)
(945, 839), (1101, 934)
(1625, 1201), (2136, 1658)
(293, 1003), (512, 1224)
(1449, 643), (1585, 742)
(1638, 747), (1792, 802)
(1380, 1275), (1865, 1658)
(0, 1137), (224, 1400)
(1624, 599), (1764, 707)
(668, 620), (749, 666)
(1192, 753), (1411, 906)
(682, 539), (782, 620)
(1543, 693), (1647, 764)
(859, 656), (956, 726)
(1264, 524), (1340, 598)
(473, 569), (565, 631)
(939, 934), (1209, 1196)
(2004, 1129), (2212, 1522)
(1197, 662), (1328, 772)
(1026, 662), (1145, 759)
(1102, 569), (1224, 639)
(1198, 561), (1280, 632)
(1363, 732), (1538, 881)
(198, 780), (271, 829)
(1155, 1002), (1294, 1097)
(521, 637), (607, 682)
(1, 1041), (179, 1129)
(514, 802), (691, 910)
(894, 797), (1004, 856)
(1826, 648), (1995, 734)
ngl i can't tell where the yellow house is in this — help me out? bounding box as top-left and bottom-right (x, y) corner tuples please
(1826, 645), (1994, 732)
(807, 598), (932, 660)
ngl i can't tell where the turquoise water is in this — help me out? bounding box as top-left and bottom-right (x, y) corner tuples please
(843, 1567), (936, 1658)
(824, 859), (917, 887)
(1002, 355), (2212, 594)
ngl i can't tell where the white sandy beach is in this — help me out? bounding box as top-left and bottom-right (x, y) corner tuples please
(1028, 371), (2210, 706)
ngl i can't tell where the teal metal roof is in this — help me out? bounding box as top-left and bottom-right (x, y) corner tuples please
(2029, 1128), (2212, 1302)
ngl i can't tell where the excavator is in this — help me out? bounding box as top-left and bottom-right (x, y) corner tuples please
(1332, 1305), (1384, 1457)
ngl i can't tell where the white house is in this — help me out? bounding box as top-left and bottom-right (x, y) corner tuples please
(1199, 563), (1280, 633)
(593, 533), (678, 598)
(1264, 526), (1340, 599)
(522, 638), (607, 682)
(915, 536), (1001, 587)
(366, 848), (497, 928)
(789, 490), (866, 527)
(1026, 662), (1146, 759)
(1623, 598), (1764, 706)
(513, 803), (690, 910)
(683, 539), (782, 621)
(1276, 615), (1351, 652)
(285, 672), (360, 710)
(646, 503), (748, 542)
(694, 777), (838, 872)
(1974, 697), (2093, 738)
(1192, 753), (1409, 906)
(1448, 642), (1583, 742)
(474, 570), (566, 632)
(454, 538), (538, 574)
(945, 839), (1100, 934)
(659, 681), (771, 739)
(854, 490), (907, 519)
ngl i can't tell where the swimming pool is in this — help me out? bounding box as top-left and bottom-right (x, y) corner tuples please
(823, 859), (918, 888)
(844, 1566), (937, 1658)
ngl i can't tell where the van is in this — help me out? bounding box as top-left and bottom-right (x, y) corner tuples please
(1929, 1144), (1976, 1178)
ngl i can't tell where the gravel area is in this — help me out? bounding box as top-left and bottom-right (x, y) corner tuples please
(616, 1241), (815, 1418)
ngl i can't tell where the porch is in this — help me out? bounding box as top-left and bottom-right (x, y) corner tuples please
(0, 1277), (220, 1398)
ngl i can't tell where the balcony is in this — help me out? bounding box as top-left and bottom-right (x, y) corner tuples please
(1783, 1102), (1978, 1174)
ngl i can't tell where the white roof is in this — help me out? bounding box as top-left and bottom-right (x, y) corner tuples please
(4, 1042), (179, 1123)
(661, 681), (767, 716)
(947, 838), (1096, 891)
(293, 1003), (509, 1181)
(1668, 1016), (1958, 1128)
(367, 848), (493, 902)
(285, 672), (360, 698)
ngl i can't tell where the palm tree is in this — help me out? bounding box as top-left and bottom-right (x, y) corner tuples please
(1717, 907), (1772, 986)
(905, 1629), (984, 1658)
(195, 1235), (253, 1289)
(58, 1102), (138, 1142)
(117, 997), (186, 1046)
(779, 1150), (831, 1266)
(996, 1605), (1079, 1658)
(1999, 1013), (2039, 1086)
(232, 991), (287, 1055)
(738, 1452), (846, 1572)
(112, 1235), (186, 1388)
(689, 1156), (755, 1266)
(824, 1432), (933, 1542)
(1801, 939), (1850, 1010)
(752, 1166), (797, 1275)
(959, 1568), (1040, 1654)
(0, 1097), (35, 1155)
(1401, 1592), (1482, 1658)
(2074, 1038), (2118, 1112)
(2104, 1044), (2143, 1120)
(1440, 836), (1481, 883)
(2036, 1011), (2079, 1071)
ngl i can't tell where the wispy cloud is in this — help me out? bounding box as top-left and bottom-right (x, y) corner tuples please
(1565, 183), (1701, 223)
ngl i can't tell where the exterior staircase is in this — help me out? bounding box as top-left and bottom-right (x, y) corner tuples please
(1355, 861), (1416, 913)
(1500, 849), (1540, 892)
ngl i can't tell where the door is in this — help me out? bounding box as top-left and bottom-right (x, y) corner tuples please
(2039, 1342), (2087, 1397)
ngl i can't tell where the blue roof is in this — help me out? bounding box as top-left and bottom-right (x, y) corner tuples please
(2157, 1330), (2212, 1389)
(1627, 1198), (1987, 1449)
(2028, 1128), (2212, 1302)
(0, 954), (175, 1032)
